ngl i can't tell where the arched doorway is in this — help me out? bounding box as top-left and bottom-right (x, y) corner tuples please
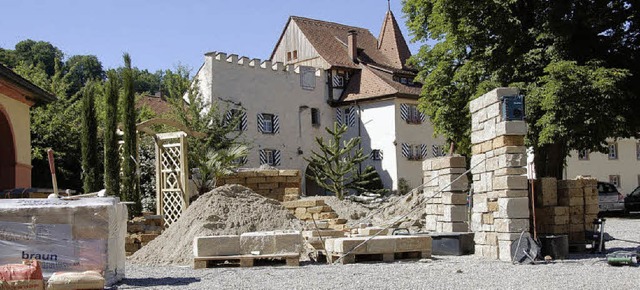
(0, 109), (16, 190)
(304, 165), (325, 196)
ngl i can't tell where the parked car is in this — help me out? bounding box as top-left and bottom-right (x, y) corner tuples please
(624, 185), (640, 213)
(597, 182), (625, 213)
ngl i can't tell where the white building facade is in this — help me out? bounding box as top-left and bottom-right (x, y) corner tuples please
(192, 9), (445, 193)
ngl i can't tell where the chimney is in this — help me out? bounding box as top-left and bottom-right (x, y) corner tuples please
(348, 30), (358, 62)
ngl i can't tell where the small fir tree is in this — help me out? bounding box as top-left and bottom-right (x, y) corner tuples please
(80, 80), (100, 192)
(104, 70), (120, 197)
(121, 53), (141, 215)
(304, 122), (369, 200)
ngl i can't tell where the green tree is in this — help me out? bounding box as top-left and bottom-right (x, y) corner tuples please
(349, 165), (387, 195)
(403, 0), (640, 178)
(192, 145), (249, 199)
(121, 53), (141, 215)
(104, 70), (120, 197)
(14, 39), (63, 77)
(305, 123), (368, 200)
(80, 80), (101, 192)
(64, 55), (105, 96)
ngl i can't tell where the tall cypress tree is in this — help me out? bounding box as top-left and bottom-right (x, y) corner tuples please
(104, 70), (120, 197)
(121, 53), (141, 215)
(80, 80), (100, 192)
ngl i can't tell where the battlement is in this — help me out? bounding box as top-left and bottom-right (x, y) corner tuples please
(206, 51), (322, 77)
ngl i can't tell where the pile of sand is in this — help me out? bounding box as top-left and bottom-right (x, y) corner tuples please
(129, 184), (303, 265)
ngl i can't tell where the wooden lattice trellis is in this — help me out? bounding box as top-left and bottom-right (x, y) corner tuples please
(155, 132), (189, 226)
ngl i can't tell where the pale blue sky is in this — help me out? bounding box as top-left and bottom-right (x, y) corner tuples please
(0, 0), (425, 74)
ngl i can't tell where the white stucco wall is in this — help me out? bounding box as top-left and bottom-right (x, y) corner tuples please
(393, 99), (445, 191)
(194, 52), (331, 176)
(357, 100), (397, 190)
(565, 138), (640, 194)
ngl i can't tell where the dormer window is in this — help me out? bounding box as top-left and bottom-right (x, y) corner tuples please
(332, 70), (349, 88)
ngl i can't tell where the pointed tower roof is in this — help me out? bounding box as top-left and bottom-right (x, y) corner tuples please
(377, 7), (412, 70)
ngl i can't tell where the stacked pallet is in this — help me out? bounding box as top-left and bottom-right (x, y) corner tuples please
(125, 214), (164, 256)
(282, 199), (348, 230)
(217, 169), (300, 202)
(324, 235), (432, 264)
(535, 177), (598, 245)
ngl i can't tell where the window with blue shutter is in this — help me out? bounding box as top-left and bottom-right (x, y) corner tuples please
(402, 143), (427, 160)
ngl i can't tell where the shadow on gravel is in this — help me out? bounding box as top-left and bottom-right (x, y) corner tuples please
(113, 277), (200, 288)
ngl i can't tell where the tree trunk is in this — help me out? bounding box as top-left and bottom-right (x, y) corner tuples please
(534, 143), (566, 179)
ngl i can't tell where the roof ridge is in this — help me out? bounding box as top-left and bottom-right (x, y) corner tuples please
(291, 15), (367, 31)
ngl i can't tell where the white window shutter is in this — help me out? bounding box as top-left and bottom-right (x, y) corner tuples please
(336, 108), (343, 127)
(257, 113), (264, 133)
(421, 144), (428, 159)
(259, 149), (266, 165)
(400, 104), (409, 121)
(401, 143), (410, 159)
(225, 110), (233, 125)
(432, 145), (439, 157)
(273, 115), (280, 133)
(348, 106), (357, 127)
(274, 150), (281, 166)
(241, 111), (248, 131)
(419, 111), (426, 123)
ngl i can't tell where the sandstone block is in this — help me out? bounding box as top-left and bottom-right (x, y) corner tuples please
(278, 170), (299, 176)
(495, 189), (529, 198)
(282, 199), (325, 209)
(433, 156), (466, 169)
(330, 238), (367, 254)
(442, 192), (468, 205)
(357, 227), (388, 236)
(255, 170), (279, 176)
(493, 167), (528, 176)
(469, 95), (484, 113)
(438, 174), (469, 192)
(366, 236), (397, 253)
(395, 236), (432, 252)
(494, 218), (529, 233)
(245, 177), (266, 184)
(239, 231), (302, 255)
(440, 222), (469, 232)
(443, 205), (468, 222)
(472, 194), (488, 213)
(558, 180), (582, 189)
(496, 197), (530, 219)
(496, 153), (527, 169)
(492, 135), (525, 148)
(193, 235), (240, 257)
(495, 121), (527, 136)
(493, 175), (528, 190)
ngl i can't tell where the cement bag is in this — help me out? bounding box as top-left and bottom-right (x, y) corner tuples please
(0, 259), (44, 290)
(46, 271), (104, 290)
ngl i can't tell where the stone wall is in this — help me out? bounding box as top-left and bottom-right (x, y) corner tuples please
(469, 88), (529, 261)
(422, 156), (469, 232)
(534, 177), (599, 244)
(282, 199), (348, 231)
(217, 169), (301, 202)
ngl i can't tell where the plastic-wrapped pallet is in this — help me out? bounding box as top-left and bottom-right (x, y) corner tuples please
(0, 197), (127, 286)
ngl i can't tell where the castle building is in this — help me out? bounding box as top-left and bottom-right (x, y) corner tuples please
(193, 8), (445, 194)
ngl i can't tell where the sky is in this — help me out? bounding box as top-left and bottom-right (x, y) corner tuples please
(0, 0), (427, 74)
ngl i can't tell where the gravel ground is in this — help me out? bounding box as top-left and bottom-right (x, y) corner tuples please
(115, 216), (640, 289)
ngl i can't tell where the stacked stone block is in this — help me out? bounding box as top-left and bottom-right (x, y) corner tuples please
(535, 177), (598, 245)
(217, 169), (300, 202)
(422, 156), (469, 233)
(282, 199), (348, 230)
(469, 87), (530, 261)
(125, 214), (164, 256)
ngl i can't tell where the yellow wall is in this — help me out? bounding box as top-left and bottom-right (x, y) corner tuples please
(0, 94), (31, 168)
(565, 138), (640, 195)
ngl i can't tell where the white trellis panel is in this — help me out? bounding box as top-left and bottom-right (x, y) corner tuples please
(155, 132), (189, 226)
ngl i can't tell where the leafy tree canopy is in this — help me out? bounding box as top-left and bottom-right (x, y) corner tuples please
(403, 0), (640, 177)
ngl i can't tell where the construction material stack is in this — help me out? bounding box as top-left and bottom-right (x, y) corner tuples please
(535, 177), (599, 248)
(0, 197), (127, 286)
(125, 214), (165, 256)
(217, 169), (301, 202)
(282, 199), (348, 230)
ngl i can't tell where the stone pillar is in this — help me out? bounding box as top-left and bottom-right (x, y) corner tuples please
(423, 156), (469, 233)
(469, 88), (529, 261)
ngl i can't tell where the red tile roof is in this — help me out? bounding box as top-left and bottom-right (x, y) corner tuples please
(378, 10), (413, 70)
(136, 95), (173, 116)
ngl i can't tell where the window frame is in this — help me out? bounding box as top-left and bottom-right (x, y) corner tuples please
(608, 143), (618, 160)
(407, 104), (422, 124)
(311, 108), (320, 127)
(609, 175), (621, 188)
(261, 113), (274, 134)
(292, 50), (298, 60)
(636, 142), (640, 160)
(578, 149), (589, 161)
(264, 149), (275, 166)
(371, 149), (382, 161)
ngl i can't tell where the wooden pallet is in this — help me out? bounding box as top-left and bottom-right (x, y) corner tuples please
(193, 253), (300, 269)
(326, 251), (429, 264)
